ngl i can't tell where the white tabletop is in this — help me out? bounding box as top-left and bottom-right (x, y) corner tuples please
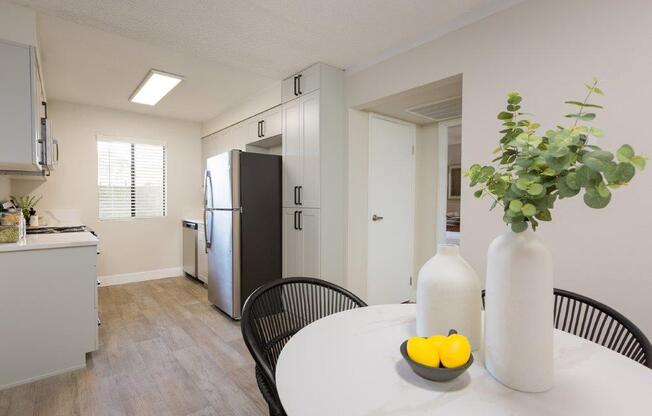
(276, 304), (652, 416)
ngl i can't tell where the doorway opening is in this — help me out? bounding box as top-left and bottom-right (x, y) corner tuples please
(352, 74), (463, 303)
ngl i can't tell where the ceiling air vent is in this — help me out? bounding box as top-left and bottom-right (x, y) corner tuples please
(405, 96), (462, 122)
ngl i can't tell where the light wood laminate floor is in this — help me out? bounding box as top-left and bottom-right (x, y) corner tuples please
(0, 277), (267, 416)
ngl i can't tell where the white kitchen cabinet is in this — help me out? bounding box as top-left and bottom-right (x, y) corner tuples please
(282, 90), (320, 208)
(251, 107), (282, 140)
(282, 208), (321, 278)
(281, 63), (347, 287)
(283, 208), (303, 277)
(282, 98), (303, 207)
(0, 40), (41, 172)
(300, 208), (321, 277)
(197, 223), (208, 283)
(281, 64), (321, 103)
(0, 236), (98, 389)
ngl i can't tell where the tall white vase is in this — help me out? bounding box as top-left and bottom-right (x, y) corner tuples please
(416, 244), (482, 351)
(484, 229), (554, 392)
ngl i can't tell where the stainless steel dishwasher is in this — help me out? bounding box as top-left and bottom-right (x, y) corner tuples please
(182, 221), (198, 279)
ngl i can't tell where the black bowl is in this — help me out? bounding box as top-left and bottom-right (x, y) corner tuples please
(400, 340), (473, 382)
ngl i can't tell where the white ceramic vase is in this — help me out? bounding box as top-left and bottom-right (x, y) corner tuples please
(416, 244), (482, 351)
(484, 229), (554, 392)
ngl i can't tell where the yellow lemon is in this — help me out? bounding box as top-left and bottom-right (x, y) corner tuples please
(406, 337), (440, 367)
(439, 334), (471, 368)
(426, 335), (447, 353)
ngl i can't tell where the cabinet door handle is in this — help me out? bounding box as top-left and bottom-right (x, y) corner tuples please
(297, 74), (302, 95)
(293, 76), (298, 96)
(298, 211), (303, 230)
(293, 211), (299, 230)
(297, 186), (302, 205)
(293, 186), (298, 205)
(260, 119), (265, 137)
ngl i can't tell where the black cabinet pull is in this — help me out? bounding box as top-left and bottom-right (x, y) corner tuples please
(293, 211), (299, 230)
(293, 76), (298, 96)
(298, 211), (303, 230)
(297, 186), (302, 205)
(260, 119), (265, 137)
(297, 74), (302, 95)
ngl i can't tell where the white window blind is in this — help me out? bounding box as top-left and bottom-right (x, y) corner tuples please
(97, 139), (167, 219)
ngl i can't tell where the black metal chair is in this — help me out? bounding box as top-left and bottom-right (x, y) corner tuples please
(481, 288), (651, 369)
(241, 277), (368, 416)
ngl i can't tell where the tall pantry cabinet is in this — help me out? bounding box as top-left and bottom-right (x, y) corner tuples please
(281, 63), (347, 287)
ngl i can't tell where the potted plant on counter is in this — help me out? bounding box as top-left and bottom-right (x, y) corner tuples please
(11, 194), (42, 226)
(466, 79), (645, 392)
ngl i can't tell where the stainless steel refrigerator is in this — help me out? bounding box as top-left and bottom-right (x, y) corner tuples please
(203, 150), (282, 319)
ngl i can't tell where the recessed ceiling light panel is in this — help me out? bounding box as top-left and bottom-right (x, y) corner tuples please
(129, 69), (183, 106)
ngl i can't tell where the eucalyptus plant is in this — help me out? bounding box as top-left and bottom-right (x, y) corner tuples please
(466, 80), (646, 233)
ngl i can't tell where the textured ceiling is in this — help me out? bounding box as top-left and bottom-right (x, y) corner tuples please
(12, 0), (522, 122)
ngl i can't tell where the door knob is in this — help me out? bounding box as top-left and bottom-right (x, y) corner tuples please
(372, 214), (384, 221)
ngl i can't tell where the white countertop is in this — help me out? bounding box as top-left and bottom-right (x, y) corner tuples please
(0, 232), (98, 253)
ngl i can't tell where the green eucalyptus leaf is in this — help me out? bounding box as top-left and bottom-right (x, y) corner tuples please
(582, 150), (614, 172)
(521, 203), (536, 217)
(565, 113), (596, 121)
(511, 221), (528, 233)
(583, 186), (611, 208)
(527, 183), (544, 196)
(515, 178), (530, 190)
(497, 111), (513, 120)
(535, 210), (552, 221)
(590, 127), (605, 138)
(566, 172), (580, 190)
(576, 165), (602, 187)
(509, 199), (523, 212)
(605, 162), (635, 184)
(564, 101), (603, 109)
(557, 177), (580, 198)
(630, 156), (647, 170)
(616, 144), (635, 163)
(474, 189), (483, 198)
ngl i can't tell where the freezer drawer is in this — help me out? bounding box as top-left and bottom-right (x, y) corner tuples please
(182, 221), (198, 278)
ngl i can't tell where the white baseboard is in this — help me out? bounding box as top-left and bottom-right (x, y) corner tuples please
(99, 267), (184, 286)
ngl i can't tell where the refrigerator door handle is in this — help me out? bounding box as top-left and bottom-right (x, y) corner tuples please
(204, 170), (214, 250)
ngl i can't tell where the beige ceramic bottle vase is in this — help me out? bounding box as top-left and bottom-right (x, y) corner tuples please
(416, 244), (482, 351)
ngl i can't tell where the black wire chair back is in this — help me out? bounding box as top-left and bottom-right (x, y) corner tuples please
(482, 288), (651, 369)
(241, 277), (367, 416)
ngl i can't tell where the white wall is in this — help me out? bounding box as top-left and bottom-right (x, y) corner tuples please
(0, 2), (37, 46)
(346, 0), (652, 337)
(0, 178), (9, 201)
(11, 101), (203, 278)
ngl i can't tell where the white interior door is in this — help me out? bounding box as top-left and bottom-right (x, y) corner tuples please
(367, 115), (416, 304)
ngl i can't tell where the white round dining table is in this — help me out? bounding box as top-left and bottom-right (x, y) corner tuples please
(275, 304), (652, 415)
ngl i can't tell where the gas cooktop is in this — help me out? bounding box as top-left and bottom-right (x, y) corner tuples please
(27, 225), (88, 234)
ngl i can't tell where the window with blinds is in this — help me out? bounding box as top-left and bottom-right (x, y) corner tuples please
(97, 139), (167, 219)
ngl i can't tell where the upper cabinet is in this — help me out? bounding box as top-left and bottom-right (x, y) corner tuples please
(281, 64), (320, 104)
(249, 107), (282, 140)
(0, 39), (56, 176)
